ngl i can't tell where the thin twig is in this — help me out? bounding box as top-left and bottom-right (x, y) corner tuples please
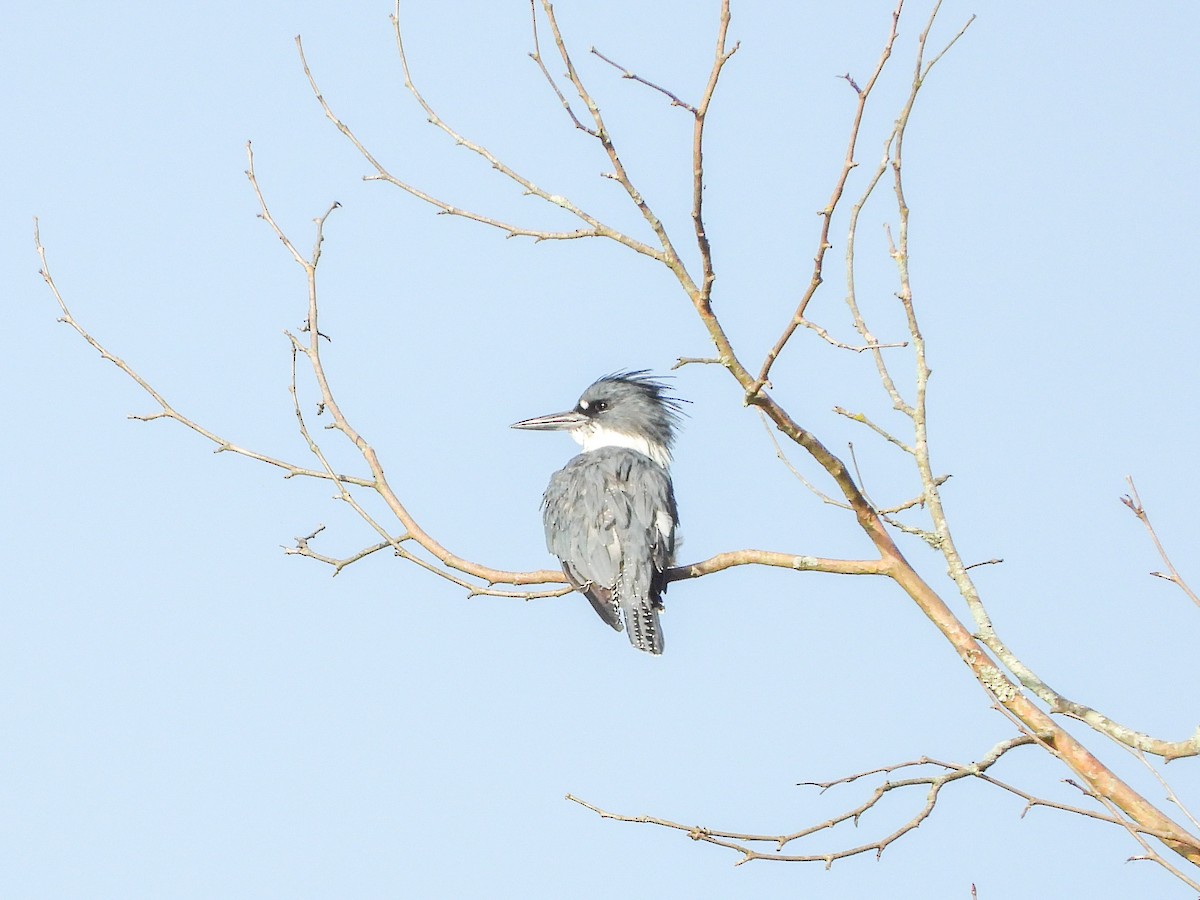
(988, 648), (1200, 888)
(286, 538), (392, 575)
(801, 317), (908, 353)
(568, 734), (1179, 867)
(590, 47), (697, 114)
(244, 143), (573, 594)
(527, 0), (596, 135)
(880, 513), (942, 548)
(1121, 477), (1200, 608)
(877, 475), (949, 514)
(534, 1), (685, 264)
(863, 16), (1200, 768)
(689, 0), (739, 302)
(843, 146), (912, 417)
(847, 442), (877, 512)
(833, 406), (915, 454)
(751, 0), (904, 397)
(756, 410), (852, 510)
(1129, 749), (1200, 833)
(671, 356), (726, 370)
(297, 25), (662, 252)
(33, 217), (376, 490)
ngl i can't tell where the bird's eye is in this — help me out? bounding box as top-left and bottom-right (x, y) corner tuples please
(592, 400), (608, 412)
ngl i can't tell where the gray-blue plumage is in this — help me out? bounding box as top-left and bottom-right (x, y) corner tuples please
(511, 372), (684, 654)
(543, 447), (677, 652)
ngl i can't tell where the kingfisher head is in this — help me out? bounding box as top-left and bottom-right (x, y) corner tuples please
(511, 371), (685, 467)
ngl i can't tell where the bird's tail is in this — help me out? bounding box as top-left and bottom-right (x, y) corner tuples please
(623, 596), (664, 655)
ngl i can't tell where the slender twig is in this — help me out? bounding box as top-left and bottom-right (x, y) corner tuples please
(751, 0), (903, 397)
(284, 337), (409, 564)
(833, 406), (915, 454)
(285, 540), (392, 576)
(527, 0), (596, 135)
(244, 143), (576, 595)
(801, 317), (908, 353)
(671, 356), (725, 370)
(846, 442), (877, 513)
(880, 514), (942, 548)
(689, 0), (739, 302)
(569, 734), (1179, 867)
(988, 705), (1200, 890)
(534, 1), (688, 267)
(756, 410), (853, 509)
(297, 25), (663, 253)
(1121, 477), (1200, 608)
(590, 47), (698, 114)
(877, 475), (949, 514)
(862, 15), (1200, 767)
(844, 134), (913, 418)
(963, 558), (1003, 571)
(1129, 749), (1200, 834)
(34, 218), (376, 490)
(285, 526), (393, 577)
(1057, 752), (1200, 891)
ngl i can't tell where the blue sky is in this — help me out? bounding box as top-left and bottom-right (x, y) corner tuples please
(5, 2), (1200, 897)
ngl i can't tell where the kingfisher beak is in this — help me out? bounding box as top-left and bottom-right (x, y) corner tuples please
(510, 409), (588, 431)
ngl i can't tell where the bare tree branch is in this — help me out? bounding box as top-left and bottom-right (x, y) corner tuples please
(860, 36), (1200, 763)
(37, 169), (883, 600)
(242, 142), (584, 596)
(833, 406), (915, 454)
(800, 317), (908, 353)
(34, 218), (375, 491)
(296, 21), (663, 253)
(532, 0), (694, 268)
(1128, 748), (1200, 835)
(285, 530), (392, 577)
(751, 0), (903, 396)
(1121, 476), (1200, 608)
(669, 550), (888, 582)
(878, 475), (949, 514)
(527, 1), (597, 135)
(687, 0), (739, 301)
(589, 46), (698, 114)
(568, 734), (1185, 867)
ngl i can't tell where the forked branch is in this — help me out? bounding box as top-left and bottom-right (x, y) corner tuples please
(35, 143), (886, 600)
(751, 0), (904, 396)
(568, 735), (1187, 867)
(1121, 476), (1200, 608)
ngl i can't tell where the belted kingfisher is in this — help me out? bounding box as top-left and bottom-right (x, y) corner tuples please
(511, 372), (684, 655)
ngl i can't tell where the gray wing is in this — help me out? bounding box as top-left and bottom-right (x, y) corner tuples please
(541, 447), (677, 654)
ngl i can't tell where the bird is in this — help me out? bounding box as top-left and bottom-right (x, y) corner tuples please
(511, 371), (684, 654)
